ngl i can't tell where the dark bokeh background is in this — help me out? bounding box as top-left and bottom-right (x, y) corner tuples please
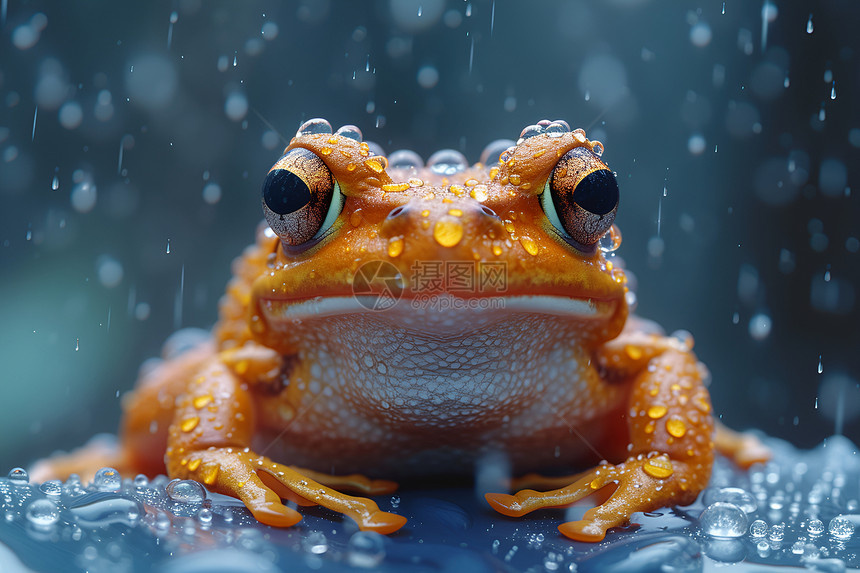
(1, 0), (858, 469)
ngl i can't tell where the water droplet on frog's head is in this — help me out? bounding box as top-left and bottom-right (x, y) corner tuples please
(26, 499), (59, 529)
(545, 121), (570, 138)
(598, 224), (622, 252)
(516, 124), (544, 145)
(591, 141), (605, 157)
(499, 146), (517, 164)
(39, 480), (63, 497)
(92, 467), (122, 492)
(699, 502), (748, 538)
(480, 139), (516, 165)
(165, 478), (206, 503)
(296, 118), (333, 137)
(335, 124), (363, 141)
(427, 149), (468, 175)
(387, 149), (424, 170)
(347, 531), (386, 568)
(8, 468), (29, 485)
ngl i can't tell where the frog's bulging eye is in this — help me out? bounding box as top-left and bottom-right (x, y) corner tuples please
(541, 147), (619, 247)
(261, 148), (344, 245)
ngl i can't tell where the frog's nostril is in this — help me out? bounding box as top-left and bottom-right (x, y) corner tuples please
(387, 206), (407, 219)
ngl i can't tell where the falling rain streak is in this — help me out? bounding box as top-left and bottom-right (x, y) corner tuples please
(31, 106), (38, 141)
(167, 11), (177, 49)
(174, 264), (185, 330)
(806, 14), (813, 34)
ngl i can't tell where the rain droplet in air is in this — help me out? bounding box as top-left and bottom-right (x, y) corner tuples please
(819, 104), (825, 122)
(233, 53), (238, 67)
(51, 174), (59, 190)
(721, 2), (725, 14)
(806, 14), (813, 34)
(818, 354), (823, 374)
(417, 5), (422, 16)
(166, 238), (171, 254)
(75, 338), (80, 351)
(831, 81), (836, 100)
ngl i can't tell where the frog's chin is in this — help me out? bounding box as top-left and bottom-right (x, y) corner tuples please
(258, 293), (618, 333)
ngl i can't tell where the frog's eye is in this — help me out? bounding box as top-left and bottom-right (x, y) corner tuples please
(541, 147), (619, 247)
(261, 148), (344, 245)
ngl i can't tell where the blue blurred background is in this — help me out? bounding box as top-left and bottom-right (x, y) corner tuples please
(1, 0), (858, 469)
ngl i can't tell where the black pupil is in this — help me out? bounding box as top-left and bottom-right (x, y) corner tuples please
(262, 169), (312, 215)
(574, 169), (619, 215)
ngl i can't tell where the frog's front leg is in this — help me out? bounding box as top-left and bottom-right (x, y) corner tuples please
(168, 354), (406, 533)
(486, 345), (714, 542)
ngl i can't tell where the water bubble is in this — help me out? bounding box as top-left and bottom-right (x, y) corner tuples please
(517, 124), (544, 144)
(96, 256), (124, 288)
(427, 149), (468, 175)
(828, 516), (854, 540)
(807, 518), (825, 535)
(93, 468), (121, 492)
(599, 225), (622, 253)
(690, 22), (712, 47)
(347, 530), (386, 568)
(688, 133), (706, 155)
(480, 139), (516, 166)
(335, 124), (363, 141)
(591, 141), (604, 157)
(197, 507), (213, 525)
(768, 522), (785, 541)
(165, 479), (206, 503)
(545, 121), (570, 138)
(261, 21), (279, 40)
(699, 502), (748, 538)
(71, 181), (97, 213)
(39, 480), (63, 497)
(831, 81), (837, 100)
(748, 313), (772, 341)
(133, 474), (149, 488)
(224, 92), (248, 121)
(296, 118), (333, 137)
(702, 487), (757, 514)
(70, 492), (144, 527)
(202, 182), (222, 204)
(416, 65), (440, 89)
(26, 499), (59, 528)
(387, 149), (424, 170)
(8, 468), (29, 485)
(302, 530), (329, 554)
(222, 508), (233, 523)
(749, 519), (768, 537)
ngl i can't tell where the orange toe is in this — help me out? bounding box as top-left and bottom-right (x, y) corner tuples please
(558, 520), (607, 542)
(359, 511), (407, 534)
(367, 479), (399, 495)
(249, 503), (303, 528)
(484, 493), (526, 517)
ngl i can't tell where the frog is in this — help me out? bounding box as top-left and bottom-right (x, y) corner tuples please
(32, 118), (769, 542)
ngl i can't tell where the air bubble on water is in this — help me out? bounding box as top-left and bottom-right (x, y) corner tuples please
(26, 499), (59, 529)
(347, 531), (386, 568)
(806, 14), (813, 34)
(93, 467), (121, 492)
(828, 516), (854, 539)
(302, 531), (329, 554)
(165, 479), (206, 503)
(700, 502), (748, 538)
(807, 518), (825, 535)
(39, 480), (63, 497)
(749, 519), (768, 537)
(703, 487), (757, 514)
(768, 522), (785, 541)
(8, 467), (29, 485)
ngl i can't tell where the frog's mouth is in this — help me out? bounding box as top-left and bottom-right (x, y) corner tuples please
(257, 293), (618, 334)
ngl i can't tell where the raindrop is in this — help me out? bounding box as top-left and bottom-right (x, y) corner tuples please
(702, 487), (757, 514)
(302, 531), (329, 554)
(26, 499), (60, 528)
(828, 516), (854, 540)
(202, 182), (222, 204)
(348, 531), (386, 568)
(700, 502), (748, 538)
(721, 2), (725, 14)
(166, 239), (171, 254)
(768, 523), (785, 541)
(806, 14), (813, 34)
(749, 519), (768, 537)
(93, 467), (121, 492)
(197, 507), (213, 525)
(51, 174), (59, 190)
(807, 518), (825, 535)
(8, 467), (29, 485)
(427, 149), (468, 175)
(75, 338), (80, 351)
(599, 225), (622, 253)
(165, 479), (206, 503)
(39, 480), (63, 497)
(297, 117), (333, 137)
(818, 354), (823, 374)
(831, 81), (836, 100)
(233, 53), (238, 66)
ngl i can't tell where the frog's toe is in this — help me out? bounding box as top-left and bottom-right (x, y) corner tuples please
(359, 510), (408, 534)
(484, 492), (529, 517)
(557, 520), (608, 542)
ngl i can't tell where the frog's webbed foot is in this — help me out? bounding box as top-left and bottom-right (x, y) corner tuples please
(486, 454), (698, 542)
(171, 448), (405, 533)
(714, 420), (771, 469)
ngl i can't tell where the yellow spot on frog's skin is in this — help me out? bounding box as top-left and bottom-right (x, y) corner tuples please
(671, 383), (681, 392)
(643, 456), (674, 479)
(350, 211), (363, 227)
(235, 360), (249, 375)
(433, 219), (464, 247)
(492, 245), (503, 256)
(202, 465), (219, 485)
(470, 186), (488, 202)
(187, 458), (201, 471)
(649, 387), (659, 397)
(180, 458), (188, 466)
(520, 236), (539, 255)
(647, 405), (667, 419)
(666, 418), (687, 438)
(506, 158), (517, 168)
(625, 345), (643, 360)
(421, 220), (431, 230)
(195, 376), (206, 385)
(448, 208), (463, 217)
(450, 184), (465, 196)
(409, 178), (424, 187)
(382, 182), (410, 192)
(442, 197), (453, 204)
(181, 417), (199, 432)
(388, 237), (404, 257)
(347, 163), (357, 172)
(320, 147), (333, 156)
(338, 149), (351, 158)
(499, 175), (509, 185)
(423, 193), (435, 200)
(509, 174), (522, 186)
(645, 421), (656, 434)
(489, 166), (500, 180)
(364, 159), (384, 173)
(193, 395), (213, 409)
(694, 396), (711, 413)
(532, 149), (546, 159)
(687, 449), (695, 457)
(420, 209), (430, 218)
(327, 136), (338, 144)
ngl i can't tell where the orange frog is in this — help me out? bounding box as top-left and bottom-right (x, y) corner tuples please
(33, 118), (768, 542)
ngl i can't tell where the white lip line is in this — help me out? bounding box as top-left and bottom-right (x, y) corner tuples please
(260, 294), (614, 321)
